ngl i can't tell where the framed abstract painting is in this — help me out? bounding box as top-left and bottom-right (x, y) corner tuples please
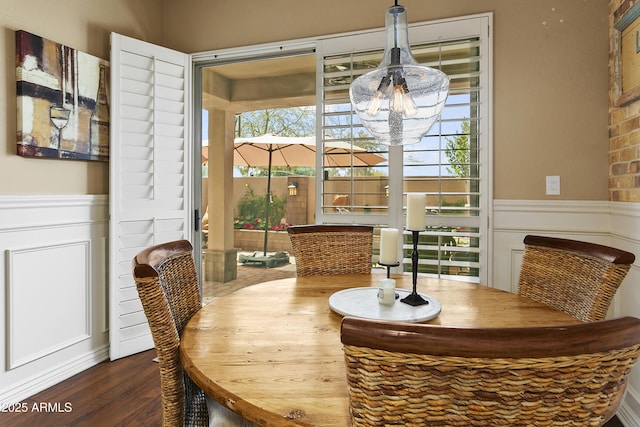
(16, 30), (109, 161)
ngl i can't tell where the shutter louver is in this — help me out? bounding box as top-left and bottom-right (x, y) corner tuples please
(109, 34), (191, 360)
(319, 25), (488, 283)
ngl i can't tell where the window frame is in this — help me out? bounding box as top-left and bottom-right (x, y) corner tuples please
(315, 13), (493, 284)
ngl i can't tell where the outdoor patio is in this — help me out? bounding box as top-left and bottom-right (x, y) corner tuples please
(202, 252), (297, 304)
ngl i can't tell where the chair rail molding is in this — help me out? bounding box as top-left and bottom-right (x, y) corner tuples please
(493, 199), (612, 234)
(0, 195), (109, 405)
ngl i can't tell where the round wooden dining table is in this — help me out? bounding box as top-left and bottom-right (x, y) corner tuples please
(180, 274), (582, 427)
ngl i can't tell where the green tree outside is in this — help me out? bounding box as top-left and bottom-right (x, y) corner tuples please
(444, 120), (470, 178)
(235, 107), (316, 177)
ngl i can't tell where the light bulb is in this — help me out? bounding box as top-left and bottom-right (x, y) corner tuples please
(401, 92), (418, 117)
(389, 77), (418, 117)
(367, 90), (385, 116)
(349, 4), (449, 145)
(391, 85), (405, 113)
(366, 74), (391, 116)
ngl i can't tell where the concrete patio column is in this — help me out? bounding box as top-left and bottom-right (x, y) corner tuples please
(203, 108), (237, 282)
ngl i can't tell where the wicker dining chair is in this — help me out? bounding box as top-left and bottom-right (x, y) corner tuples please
(341, 316), (640, 427)
(132, 239), (256, 427)
(518, 235), (636, 322)
(287, 224), (374, 276)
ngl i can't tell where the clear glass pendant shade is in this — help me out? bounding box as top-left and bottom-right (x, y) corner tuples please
(349, 5), (449, 145)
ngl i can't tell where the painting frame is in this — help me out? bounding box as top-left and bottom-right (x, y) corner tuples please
(614, 2), (640, 107)
(15, 30), (110, 161)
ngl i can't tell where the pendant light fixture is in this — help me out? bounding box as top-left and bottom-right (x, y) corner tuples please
(349, 2), (449, 145)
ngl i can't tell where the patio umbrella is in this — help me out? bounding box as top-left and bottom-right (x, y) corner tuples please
(231, 133), (386, 255)
(233, 134), (387, 168)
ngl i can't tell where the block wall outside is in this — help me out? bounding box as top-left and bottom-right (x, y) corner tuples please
(234, 229), (293, 253)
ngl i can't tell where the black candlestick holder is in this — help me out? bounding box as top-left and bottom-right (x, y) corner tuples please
(377, 261), (401, 300)
(401, 230), (430, 306)
(377, 261), (400, 278)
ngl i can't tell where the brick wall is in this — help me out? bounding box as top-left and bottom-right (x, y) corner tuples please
(610, 0), (640, 202)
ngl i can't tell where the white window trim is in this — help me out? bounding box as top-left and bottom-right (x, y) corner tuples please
(315, 13), (493, 284)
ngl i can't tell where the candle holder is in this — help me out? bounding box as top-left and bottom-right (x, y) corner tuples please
(377, 261), (400, 279)
(401, 230), (430, 306)
(377, 261), (401, 300)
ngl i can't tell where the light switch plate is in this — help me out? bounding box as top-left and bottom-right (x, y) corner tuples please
(546, 176), (560, 195)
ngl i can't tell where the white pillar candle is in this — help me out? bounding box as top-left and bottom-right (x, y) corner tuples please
(379, 228), (400, 265)
(406, 193), (426, 231)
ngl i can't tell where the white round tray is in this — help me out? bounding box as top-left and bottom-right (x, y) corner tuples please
(329, 287), (441, 323)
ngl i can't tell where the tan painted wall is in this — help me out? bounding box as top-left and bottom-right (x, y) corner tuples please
(0, 1), (616, 201)
(0, 0), (164, 195)
(165, 0), (611, 201)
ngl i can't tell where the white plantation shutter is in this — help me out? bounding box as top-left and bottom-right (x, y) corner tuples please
(109, 33), (192, 360)
(317, 14), (491, 284)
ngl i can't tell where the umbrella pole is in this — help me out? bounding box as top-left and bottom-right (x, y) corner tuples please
(263, 148), (273, 256)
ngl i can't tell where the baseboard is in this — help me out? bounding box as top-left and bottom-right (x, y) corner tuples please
(0, 345), (109, 405)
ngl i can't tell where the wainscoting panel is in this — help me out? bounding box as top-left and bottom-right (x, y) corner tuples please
(509, 248), (524, 294)
(0, 195), (109, 405)
(492, 200), (613, 292)
(610, 202), (640, 426)
(7, 241), (91, 370)
(493, 199), (640, 425)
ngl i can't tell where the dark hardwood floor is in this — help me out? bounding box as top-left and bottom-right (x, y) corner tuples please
(0, 349), (161, 426)
(0, 348), (628, 426)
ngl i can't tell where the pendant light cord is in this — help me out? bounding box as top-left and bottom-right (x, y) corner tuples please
(392, 1), (399, 49)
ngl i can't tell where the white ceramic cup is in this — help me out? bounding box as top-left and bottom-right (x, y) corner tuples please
(378, 278), (396, 305)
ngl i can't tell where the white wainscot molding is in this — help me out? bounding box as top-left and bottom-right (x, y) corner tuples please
(610, 202), (640, 426)
(492, 200), (615, 293)
(7, 241), (91, 370)
(0, 195), (109, 405)
(492, 199), (640, 425)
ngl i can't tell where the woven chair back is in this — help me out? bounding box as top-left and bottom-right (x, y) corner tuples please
(287, 224), (373, 276)
(132, 240), (208, 427)
(518, 235), (635, 322)
(341, 316), (640, 427)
